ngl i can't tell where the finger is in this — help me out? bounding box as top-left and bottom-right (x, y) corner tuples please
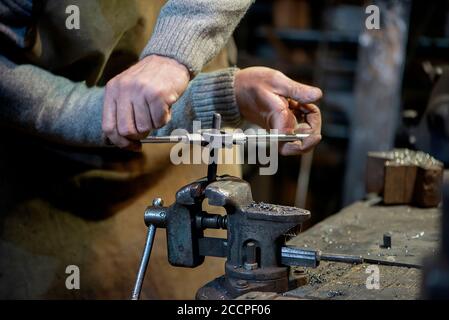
(103, 97), (141, 151)
(292, 104), (322, 134)
(273, 74), (322, 104)
(148, 98), (172, 129)
(132, 97), (152, 139)
(117, 95), (138, 138)
(267, 107), (298, 134)
(300, 134), (322, 152)
(279, 134), (322, 156)
(108, 127), (142, 152)
(279, 141), (303, 156)
(303, 104), (322, 134)
(289, 101), (317, 112)
(102, 89), (117, 137)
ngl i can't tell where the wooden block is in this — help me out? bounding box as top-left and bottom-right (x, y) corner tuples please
(366, 149), (443, 208)
(383, 162), (417, 205)
(413, 165), (444, 208)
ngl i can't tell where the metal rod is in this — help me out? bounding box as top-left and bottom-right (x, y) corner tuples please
(280, 246), (422, 269)
(131, 225), (157, 300)
(207, 114), (221, 183)
(320, 253), (364, 265)
(240, 134), (311, 142)
(140, 136), (188, 144)
(362, 258), (422, 269)
(141, 133), (311, 145)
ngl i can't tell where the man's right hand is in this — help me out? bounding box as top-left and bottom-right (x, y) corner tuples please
(102, 55), (190, 151)
(234, 67), (323, 156)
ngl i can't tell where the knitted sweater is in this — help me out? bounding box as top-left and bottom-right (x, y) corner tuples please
(0, 0), (253, 147)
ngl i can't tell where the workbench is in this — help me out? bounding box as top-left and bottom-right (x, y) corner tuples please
(285, 199), (441, 300)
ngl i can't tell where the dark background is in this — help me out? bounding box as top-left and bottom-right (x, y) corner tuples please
(233, 0), (449, 226)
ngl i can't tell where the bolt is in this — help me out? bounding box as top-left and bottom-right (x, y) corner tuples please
(244, 262), (258, 271)
(244, 242), (258, 270)
(236, 280), (248, 288)
(152, 198), (164, 207)
(381, 233), (392, 249)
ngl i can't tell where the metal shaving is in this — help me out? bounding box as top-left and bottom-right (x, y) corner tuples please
(371, 149), (443, 169)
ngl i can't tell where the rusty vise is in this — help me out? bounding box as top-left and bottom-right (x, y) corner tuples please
(131, 114), (318, 300)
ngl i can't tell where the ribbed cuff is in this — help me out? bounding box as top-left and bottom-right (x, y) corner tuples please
(191, 68), (241, 128)
(140, 15), (215, 76)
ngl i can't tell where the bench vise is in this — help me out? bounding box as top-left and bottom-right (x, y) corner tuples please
(139, 175), (311, 300)
(131, 113), (319, 300)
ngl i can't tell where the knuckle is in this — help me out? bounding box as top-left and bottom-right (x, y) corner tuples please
(136, 80), (148, 92)
(118, 77), (133, 90)
(289, 84), (301, 97)
(118, 126), (135, 137)
(102, 117), (115, 134)
(102, 123), (114, 135)
(272, 70), (285, 82)
(152, 86), (166, 98)
(137, 123), (151, 133)
(106, 78), (117, 88)
(105, 81), (118, 95)
(274, 70), (285, 78)
(166, 93), (178, 105)
(143, 85), (158, 100)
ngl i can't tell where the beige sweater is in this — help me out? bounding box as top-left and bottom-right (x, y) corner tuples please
(0, 0), (253, 147)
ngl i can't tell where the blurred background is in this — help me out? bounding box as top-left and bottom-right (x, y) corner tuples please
(234, 0), (449, 228)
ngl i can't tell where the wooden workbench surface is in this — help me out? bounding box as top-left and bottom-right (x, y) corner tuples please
(286, 200), (441, 300)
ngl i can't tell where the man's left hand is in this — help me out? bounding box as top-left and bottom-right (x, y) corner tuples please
(102, 55), (190, 151)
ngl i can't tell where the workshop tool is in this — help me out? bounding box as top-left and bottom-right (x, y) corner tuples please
(132, 114), (418, 300)
(141, 132), (311, 145)
(132, 114), (313, 300)
(282, 247), (422, 269)
(366, 149), (444, 207)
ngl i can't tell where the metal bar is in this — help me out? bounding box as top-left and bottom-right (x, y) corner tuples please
(131, 225), (157, 300)
(140, 136), (188, 144)
(320, 253), (363, 265)
(280, 246), (422, 269)
(241, 134), (311, 142)
(363, 258), (422, 269)
(281, 246), (320, 268)
(141, 133), (311, 145)
(207, 114), (222, 183)
(198, 237), (228, 258)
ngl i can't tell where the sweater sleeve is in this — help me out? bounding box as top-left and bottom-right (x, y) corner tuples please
(141, 0), (253, 75)
(0, 0), (34, 49)
(0, 54), (241, 148)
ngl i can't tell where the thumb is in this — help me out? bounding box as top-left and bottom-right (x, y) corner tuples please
(274, 74), (322, 104)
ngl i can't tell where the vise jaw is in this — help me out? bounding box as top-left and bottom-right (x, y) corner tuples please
(144, 175), (310, 300)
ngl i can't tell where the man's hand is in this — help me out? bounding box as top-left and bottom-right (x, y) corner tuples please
(102, 55), (190, 151)
(235, 67), (322, 156)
